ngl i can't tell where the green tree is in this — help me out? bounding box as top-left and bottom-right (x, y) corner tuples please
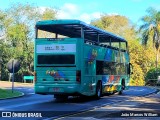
(41, 8), (57, 20)
(91, 14), (155, 85)
(91, 15), (137, 41)
(139, 7), (160, 69)
(145, 67), (160, 86)
(0, 3), (57, 81)
(0, 42), (13, 80)
(129, 40), (155, 85)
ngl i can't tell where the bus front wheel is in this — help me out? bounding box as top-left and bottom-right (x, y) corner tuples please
(95, 81), (102, 99)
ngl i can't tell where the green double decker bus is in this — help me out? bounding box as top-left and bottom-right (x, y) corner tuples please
(34, 19), (132, 99)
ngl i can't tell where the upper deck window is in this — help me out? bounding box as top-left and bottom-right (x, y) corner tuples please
(100, 41), (127, 51)
(35, 20), (127, 45)
(37, 29), (68, 39)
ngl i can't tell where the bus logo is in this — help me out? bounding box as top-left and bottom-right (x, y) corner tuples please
(46, 70), (65, 80)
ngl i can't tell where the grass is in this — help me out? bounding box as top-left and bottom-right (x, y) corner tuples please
(0, 88), (23, 99)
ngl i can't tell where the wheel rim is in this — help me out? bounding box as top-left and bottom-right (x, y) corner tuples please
(97, 83), (101, 98)
(97, 87), (101, 97)
(122, 81), (125, 90)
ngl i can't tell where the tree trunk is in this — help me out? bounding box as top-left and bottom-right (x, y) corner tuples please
(156, 49), (159, 78)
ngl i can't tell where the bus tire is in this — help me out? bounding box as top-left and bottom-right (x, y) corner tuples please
(118, 79), (125, 95)
(95, 81), (102, 99)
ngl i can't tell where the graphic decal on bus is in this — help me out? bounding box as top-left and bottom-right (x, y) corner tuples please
(102, 75), (109, 85)
(105, 49), (123, 62)
(103, 75), (120, 84)
(104, 49), (112, 61)
(88, 49), (97, 64)
(46, 70), (65, 79)
(102, 75), (121, 92)
(104, 49), (116, 61)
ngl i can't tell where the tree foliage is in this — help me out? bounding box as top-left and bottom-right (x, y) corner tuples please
(129, 40), (155, 85)
(91, 14), (155, 85)
(0, 3), (57, 81)
(91, 15), (137, 41)
(0, 4), (159, 86)
(140, 7), (160, 48)
(145, 67), (160, 86)
(139, 7), (160, 69)
(42, 8), (57, 20)
(145, 67), (160, 80)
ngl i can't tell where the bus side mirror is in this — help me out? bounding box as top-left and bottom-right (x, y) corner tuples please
(129, 63), (133, 75)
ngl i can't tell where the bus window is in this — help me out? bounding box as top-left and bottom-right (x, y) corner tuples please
(111, 42), (119, 48)
(120, 42), (127, 51)
(37, 55), (75, 64)
(119, 63), (127, 75)
(37, 29), (56, 38)
(37, 29), (68, 39)
(104, 62), (117, 75)
(96, 61), (104, 75)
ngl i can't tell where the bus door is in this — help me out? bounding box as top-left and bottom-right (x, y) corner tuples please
(83, 45), (97, 95)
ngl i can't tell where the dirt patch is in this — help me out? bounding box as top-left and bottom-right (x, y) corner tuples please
(0, 81), (33, 88)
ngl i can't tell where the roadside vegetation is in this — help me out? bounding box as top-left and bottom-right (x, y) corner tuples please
(0, 88), (22, 99)
(0, 3), (160, 86)
(91, 8), (160, 86)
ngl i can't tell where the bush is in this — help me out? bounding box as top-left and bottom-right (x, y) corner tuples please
(145, 67), (160, 86)
(130, 63), (145, 86)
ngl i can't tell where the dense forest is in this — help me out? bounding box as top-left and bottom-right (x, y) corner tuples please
(0, 3), (160, 85)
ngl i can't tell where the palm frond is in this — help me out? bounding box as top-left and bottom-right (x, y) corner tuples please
(139, 23), (149, 32)
(142, 30), (149, 46)
(156, 12), (160, 22)
(146, 7), (158, 18)
(141, 16), (152, 23)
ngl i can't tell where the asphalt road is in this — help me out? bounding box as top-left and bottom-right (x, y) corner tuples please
(0, 86), (159, 120)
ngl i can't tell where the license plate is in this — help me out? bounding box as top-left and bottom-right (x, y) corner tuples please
(53, 88), (60, 92)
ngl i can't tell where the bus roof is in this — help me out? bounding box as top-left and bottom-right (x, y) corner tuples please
(36, 19), (127, 43)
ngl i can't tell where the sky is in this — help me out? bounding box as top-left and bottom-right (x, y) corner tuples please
(0, 0), (160, 24)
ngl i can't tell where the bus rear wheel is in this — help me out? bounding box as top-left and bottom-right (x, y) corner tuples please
(95, 81), (102, 99)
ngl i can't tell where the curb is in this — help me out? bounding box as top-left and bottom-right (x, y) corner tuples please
(146, 86), (160, 95)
